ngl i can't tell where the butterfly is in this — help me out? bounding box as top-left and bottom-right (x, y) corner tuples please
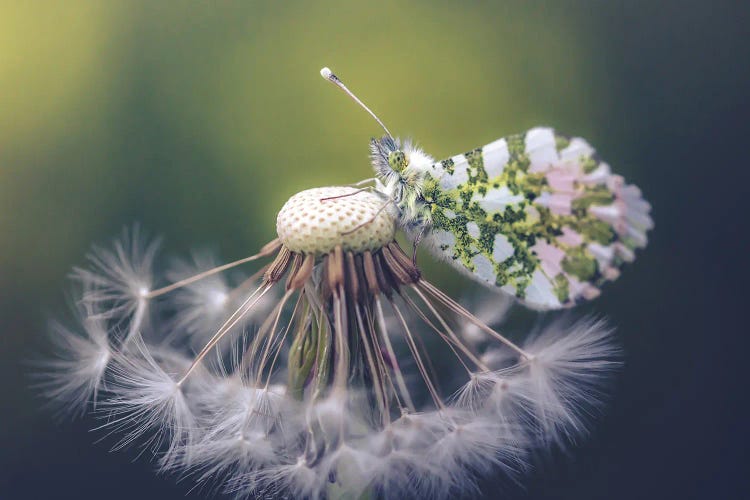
(321, 68), (653, 310)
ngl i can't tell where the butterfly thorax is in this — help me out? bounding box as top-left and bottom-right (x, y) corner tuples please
(370, 136), (435, 228)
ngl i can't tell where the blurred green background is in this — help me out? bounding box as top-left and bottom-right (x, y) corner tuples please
(1, 1), (748, 499)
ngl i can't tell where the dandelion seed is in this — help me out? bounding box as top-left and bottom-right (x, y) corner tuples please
(36, 295), (111, 417)
(520, 318), (622, 446)
(71, 224), (159, 341)
(100, 334), (198, 470)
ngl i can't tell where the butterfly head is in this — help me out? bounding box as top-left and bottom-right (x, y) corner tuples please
(388, 150), (408, 173)
(370, 136), (403, 179)
(370, 136), (433, 188)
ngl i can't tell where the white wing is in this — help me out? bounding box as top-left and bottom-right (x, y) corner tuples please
(418, 127), (653, 310)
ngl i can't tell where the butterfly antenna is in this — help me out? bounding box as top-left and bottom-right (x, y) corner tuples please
(320, 67), (393, 139)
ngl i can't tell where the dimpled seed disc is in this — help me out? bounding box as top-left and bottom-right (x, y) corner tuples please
(276, 186), (396, 255)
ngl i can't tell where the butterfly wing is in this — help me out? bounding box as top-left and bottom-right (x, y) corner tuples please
(419, 127), (653, 309)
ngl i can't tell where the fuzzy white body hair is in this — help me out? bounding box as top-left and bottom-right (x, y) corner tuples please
(371, 137), (435, 229)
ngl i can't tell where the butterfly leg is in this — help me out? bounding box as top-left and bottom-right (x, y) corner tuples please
(340, 199), (396, 235)
(319, 187), (373, 202)
(411, 224), (427, 266)
(352, 177), (377, 187)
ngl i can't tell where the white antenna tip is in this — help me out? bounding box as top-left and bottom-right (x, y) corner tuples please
(318, 66), (393, 138)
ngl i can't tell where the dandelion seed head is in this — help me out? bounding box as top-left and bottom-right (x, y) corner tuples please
(43, 197), (625, 498)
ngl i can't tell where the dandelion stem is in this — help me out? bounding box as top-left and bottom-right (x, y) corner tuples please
(287, 299), (316, 400)
(363, 305), (396, 423)
(313, 310), (332, 398)
(332, 286), (350, 392)
(354, 304), (388, 424)
(390, 298), (444, 410)
(253, 289), (295, 387)
(374, 297), (415, 412)
(405, 287), (489, 372)
(264, 293), (305, 390)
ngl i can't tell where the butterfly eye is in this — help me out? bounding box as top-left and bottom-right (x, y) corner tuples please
(388, 150), (408, 172)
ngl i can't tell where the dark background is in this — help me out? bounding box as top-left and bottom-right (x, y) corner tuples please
(1, 1), (748, 499)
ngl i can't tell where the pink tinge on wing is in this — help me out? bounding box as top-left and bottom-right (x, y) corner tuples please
(587, 242), (615, 264)
(590, 204), (623, 227)
(620, 183), (643, 201)
(614, 242), (635, 262)
(602, 266), (621, 281)
(557, 227), (584, 247)
(568, 275), (601, 301)
(602, 171), (653, 247)
(626, 207), (654, 232)
(587, 243), (621, 282)
(620, 186), (653, 232)
(546, 168), (577, 192)
(532, 240), (566, 278)
(537, 191), (573, 215)
(559, 137), (594, 163)
(625, 224), (648, 248)
(581, 162), (612, 185)
(582, 285), (601, 300)
(575, 160), (654, 253)
(606, 173), (625, 193)
(528, 162), (550, 174)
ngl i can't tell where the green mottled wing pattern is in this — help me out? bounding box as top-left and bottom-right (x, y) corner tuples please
(420, 127), (653, 309)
